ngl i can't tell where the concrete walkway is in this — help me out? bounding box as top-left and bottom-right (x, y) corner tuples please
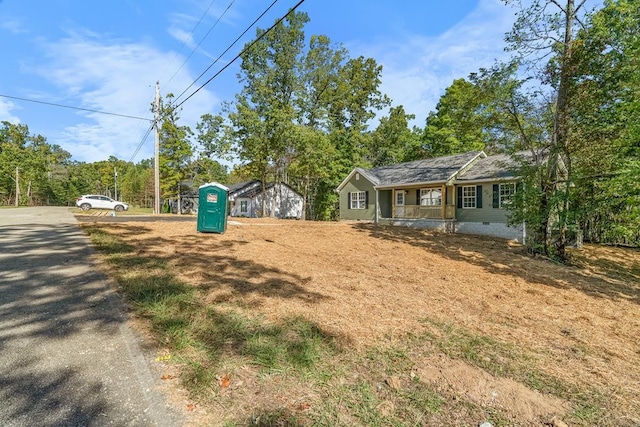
(0, 207), (184, 427)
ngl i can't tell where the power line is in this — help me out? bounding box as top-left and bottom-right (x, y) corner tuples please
(128, 122), (155, 163)
(165, 0), (235, 89)
(172, 0), (280, 104)
(173, 0), (306, 110)
(173, 0), (218, 58)
(0, 93), (152, 122)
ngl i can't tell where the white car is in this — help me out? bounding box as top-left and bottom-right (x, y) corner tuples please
(76, 195), (129, 212)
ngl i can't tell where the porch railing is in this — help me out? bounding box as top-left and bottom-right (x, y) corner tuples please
(391, 204), (456, 220)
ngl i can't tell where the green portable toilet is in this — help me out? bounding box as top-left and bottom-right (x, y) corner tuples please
(197, 182), (229, 233)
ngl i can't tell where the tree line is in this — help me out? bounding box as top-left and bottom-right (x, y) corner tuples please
(1, 0), (638, 257)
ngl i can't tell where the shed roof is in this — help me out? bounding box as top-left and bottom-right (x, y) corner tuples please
(228, 181), (303, 199)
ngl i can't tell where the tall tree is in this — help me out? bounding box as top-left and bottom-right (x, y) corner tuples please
(505, 0), (591, 260)
(369, 105), (419, 166)
(567, 0), (640, 245)
(228, 11), (307, 216)
(157, 94), (194, 202)
(420, 78), (487, 157)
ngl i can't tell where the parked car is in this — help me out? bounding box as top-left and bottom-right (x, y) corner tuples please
(76, 195), (129, 212)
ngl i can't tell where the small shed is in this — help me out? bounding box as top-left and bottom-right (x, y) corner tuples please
(197, 182), (229, 233)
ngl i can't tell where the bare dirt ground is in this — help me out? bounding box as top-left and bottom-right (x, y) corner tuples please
(91, 217), (640, 426)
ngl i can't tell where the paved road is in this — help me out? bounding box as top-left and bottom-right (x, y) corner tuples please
(0, 207), (184, 427)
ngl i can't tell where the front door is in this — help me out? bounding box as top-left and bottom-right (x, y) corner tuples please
(204, 190), (224, 230)
(395, 190), (405, 217)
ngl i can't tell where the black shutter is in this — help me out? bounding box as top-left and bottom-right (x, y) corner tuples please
(457, 186), (462, 208)
(365, 191), (369, 207)
(416, 189), (420, 205)
(347, 192), (351, 209)
(493, 184), (500, 208)
(476, 185), (483, 208)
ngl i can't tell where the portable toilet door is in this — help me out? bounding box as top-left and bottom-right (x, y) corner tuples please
(197, 182), (229, 233)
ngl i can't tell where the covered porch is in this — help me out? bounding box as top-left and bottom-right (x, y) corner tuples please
(377, 184), (456, 221)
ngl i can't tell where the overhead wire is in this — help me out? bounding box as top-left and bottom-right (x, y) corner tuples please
(128, 122), (156, 163)
(165, 0), (235, 89)
(0, 93), (151, 122)
(171, 0), (281, 105)
(172, 0), (218, 59)
(172, 0), (305, 109)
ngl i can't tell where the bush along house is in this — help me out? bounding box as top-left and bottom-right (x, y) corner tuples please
(336, 151), (528, 242)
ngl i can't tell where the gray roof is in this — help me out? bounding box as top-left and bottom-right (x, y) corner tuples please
(227, 180), (260, 196)
(456, 151), (536, 182)
(364, 151), (483, 187)
(228, 180), (302, 199)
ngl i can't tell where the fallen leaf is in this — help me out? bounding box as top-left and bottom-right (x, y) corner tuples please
(161, 374), (175, 380)
(297, 402), (311, 410)
(187, 403), (196, 411)
(385, 376), (401, 390)
(220, 375), (230, 388)
(155, 355), (171, 361)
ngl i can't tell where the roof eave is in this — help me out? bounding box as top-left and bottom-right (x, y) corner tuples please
(455, 176), (520, 185)
(374, 180), (447, 190)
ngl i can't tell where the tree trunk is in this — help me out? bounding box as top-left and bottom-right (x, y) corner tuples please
(548, 0), (576, 261)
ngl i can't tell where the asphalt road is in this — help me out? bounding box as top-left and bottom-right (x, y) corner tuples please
(0, 207), (184, 427)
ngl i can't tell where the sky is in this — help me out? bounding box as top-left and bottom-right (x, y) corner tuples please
(0, 0), (519, 164)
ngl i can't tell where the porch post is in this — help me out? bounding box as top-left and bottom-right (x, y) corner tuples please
(441, 184), (446, 219)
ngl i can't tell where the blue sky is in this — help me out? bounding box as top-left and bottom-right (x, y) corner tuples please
(0, 0), (517, 164)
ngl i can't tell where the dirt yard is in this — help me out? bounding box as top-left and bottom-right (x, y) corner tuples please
(89, 217), (640, 426)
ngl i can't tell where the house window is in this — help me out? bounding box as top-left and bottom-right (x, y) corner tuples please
(240, 200), (248, 214)
(462, 186), (476, 208)
(350, 191), (367, 209)
(420, 188), (442, 206)
(499, 183), (516, 208)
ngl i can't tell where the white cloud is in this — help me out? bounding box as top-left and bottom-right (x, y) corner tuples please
(352, 0), (515, 126)
(0, 98), (21, 123)
(31, 31), (220, 162)
(0, 18), (27, 34)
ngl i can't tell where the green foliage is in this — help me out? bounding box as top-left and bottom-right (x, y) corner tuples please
(0, 121), (75, 206)
(158, 94), (194, 200)
(565, 0), (640, 245)
(226, 11), (389, 220)
(499, 0), (640, 254)
(421, 79), (487, 157)
(368, 106), (420, 166)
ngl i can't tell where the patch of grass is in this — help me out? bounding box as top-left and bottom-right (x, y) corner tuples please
(192, 311), (336, 372)
(403, 384), (444, 415)
(419, 317), (617, 426)
(245, 407), (304, 426)
(108, 254), (167, 269)
(82, 225), (135, 254)
(421, 317), (522, 378)
(365, 345), (412, 375)
(568, 392), (609, 426)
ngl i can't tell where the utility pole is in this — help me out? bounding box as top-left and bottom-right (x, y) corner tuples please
(15, 167), (19, 207)
(154, 81), (161, 214)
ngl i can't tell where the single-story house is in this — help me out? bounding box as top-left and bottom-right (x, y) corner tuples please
(336, 151), (530, 241)
(228, 180), (304, 219)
